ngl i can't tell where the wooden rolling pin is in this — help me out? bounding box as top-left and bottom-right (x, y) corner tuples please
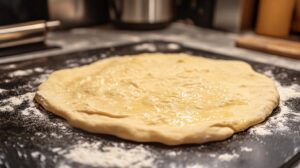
(235, 35), (300, 59)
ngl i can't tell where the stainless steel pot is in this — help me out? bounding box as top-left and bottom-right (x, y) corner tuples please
(109, 0), (174, 30)
(48, 0), (109, 29)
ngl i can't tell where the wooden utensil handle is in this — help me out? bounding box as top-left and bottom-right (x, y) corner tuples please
(235, 35), (300, 59)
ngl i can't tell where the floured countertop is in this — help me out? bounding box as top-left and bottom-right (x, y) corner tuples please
(0, 41), (299, 168)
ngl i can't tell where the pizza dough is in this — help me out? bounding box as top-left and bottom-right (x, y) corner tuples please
(35, 53), (279, 145)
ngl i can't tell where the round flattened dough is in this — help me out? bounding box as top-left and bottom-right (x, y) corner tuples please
(35, 53), (279, 145)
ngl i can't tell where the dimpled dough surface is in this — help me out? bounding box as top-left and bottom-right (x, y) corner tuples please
(35, 53), (279, 145)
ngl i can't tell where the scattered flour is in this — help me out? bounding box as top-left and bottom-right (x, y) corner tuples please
(0, 105), (13, 112)
(0, 94), (26, 112)
(0, 154), (3, 165)
(78, 57), (97, 64)
(209, 154), (216, 158)
(263, 70), (273, 78)
(169, 163), (177, 168)
(61, 142), (155, 168)
(134, 43), (157, 52)
(0, 66), (49, 118)
(34, 67), (44, 73)
(8, 69), (33, 77)
(218, 152), (239, 161)
(167, 43), (180, 50)
(6, 97), (23, 106)
(1, 64), (16, 70)
(64, 57), (98, 68)
(7, 67), (45, 77)
(186, 165), (204, 168)
(31, 151), (46, 162)
(52, 147), (62, 153)
(250, 127), (272, 136)
(167, 151), (177, 157)
(249, 70), (300, 136)
(0, 88), (6, 93)
(294, 147), (300, 154)
(50, 132), (63, 139)
(31, 151), (39, 158)
(100, 54), (107, 58)
(241, 147), (253, 152)
(32, 74), (49, 84)
(0, 92), (46, 119)
(134, 42), (180, 52)
(57, 164), (72, 168)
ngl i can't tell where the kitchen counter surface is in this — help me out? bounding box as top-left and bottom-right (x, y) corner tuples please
(1, 23), (300, 168)
(0, 23), (299, 70)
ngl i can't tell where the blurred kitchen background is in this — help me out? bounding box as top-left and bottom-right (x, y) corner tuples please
(1, 0), (300, 62)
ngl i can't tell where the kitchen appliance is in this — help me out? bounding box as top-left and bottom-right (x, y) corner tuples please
(48, 0), (109, 29)
(109, 0), (174, 30)
(0, 41), (299, 167)
(213, 0), (256, 32)
(0, 20), (60, 49)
